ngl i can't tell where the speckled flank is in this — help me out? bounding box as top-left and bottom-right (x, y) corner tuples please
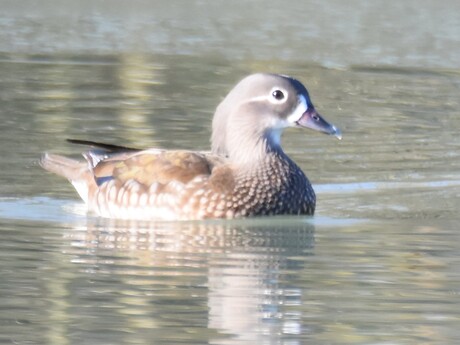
(88, 151), (315, 220)
(92, 178), (182, 220)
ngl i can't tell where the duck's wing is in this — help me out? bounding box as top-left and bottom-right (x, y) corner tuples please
(41, 139), (225, 200)
(93, 149), (215, 187)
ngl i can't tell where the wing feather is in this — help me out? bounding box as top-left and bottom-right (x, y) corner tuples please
(93, 150), (215, 187)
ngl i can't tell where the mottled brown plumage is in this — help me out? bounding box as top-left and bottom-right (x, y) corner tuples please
(41, 73), (341, 220)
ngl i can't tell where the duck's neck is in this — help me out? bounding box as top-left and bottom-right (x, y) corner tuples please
(225, 129), (288, 168)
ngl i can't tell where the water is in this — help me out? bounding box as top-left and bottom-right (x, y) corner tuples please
(1, 1), (460, 344)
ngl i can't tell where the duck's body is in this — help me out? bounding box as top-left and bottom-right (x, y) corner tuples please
(41, 73), (340, 220)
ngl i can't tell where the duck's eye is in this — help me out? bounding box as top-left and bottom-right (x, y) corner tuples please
(272, 89), (285, 100)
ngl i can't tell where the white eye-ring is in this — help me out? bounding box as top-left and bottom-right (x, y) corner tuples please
(269, 87), (288, 104)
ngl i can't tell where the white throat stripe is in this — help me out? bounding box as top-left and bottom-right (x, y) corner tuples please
(287, 95), (308, 123)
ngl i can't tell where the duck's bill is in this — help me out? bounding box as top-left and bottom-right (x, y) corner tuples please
(296, 109), (342, 140)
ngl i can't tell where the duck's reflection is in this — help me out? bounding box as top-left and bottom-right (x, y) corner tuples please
(64, 217), (315, 344)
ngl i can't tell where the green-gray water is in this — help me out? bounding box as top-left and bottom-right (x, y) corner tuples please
(1, 1), (459, 344)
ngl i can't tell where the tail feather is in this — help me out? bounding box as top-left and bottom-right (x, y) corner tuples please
(40, 153), (89, 181)
(66, 139), (139, 152)
(40, 153), (96, 204)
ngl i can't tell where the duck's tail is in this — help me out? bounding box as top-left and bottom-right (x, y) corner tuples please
(40, 153), (89, 180)
(40, 153), (93, 203)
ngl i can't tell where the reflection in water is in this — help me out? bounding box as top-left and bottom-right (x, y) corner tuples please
(63, 218), (315, 344)
(1, 202), (460, 344)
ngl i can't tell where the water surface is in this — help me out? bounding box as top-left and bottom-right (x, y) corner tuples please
(1, 1), (460, 344)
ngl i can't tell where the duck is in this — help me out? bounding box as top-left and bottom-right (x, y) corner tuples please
(40, 73), (341, 220)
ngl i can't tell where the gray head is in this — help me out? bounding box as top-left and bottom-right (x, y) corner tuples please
(211, 73), (341, 164)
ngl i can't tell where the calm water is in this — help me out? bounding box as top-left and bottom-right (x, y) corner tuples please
(1, 1), (460, 344)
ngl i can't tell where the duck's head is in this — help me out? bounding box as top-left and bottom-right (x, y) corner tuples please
(211, 73), (341, 163)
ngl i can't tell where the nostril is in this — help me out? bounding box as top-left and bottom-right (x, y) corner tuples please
(312, 115), (319, 121)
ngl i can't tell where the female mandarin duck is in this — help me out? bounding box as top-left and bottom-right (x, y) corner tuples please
(41, 73), (341, 220)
